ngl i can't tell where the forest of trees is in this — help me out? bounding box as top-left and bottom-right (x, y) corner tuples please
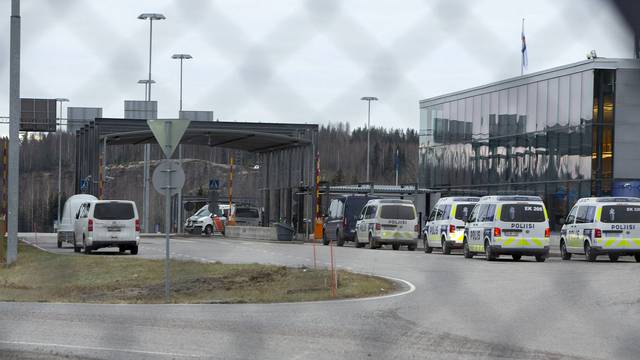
(318, 122), (419, 185)
(7, 123), (419, 231)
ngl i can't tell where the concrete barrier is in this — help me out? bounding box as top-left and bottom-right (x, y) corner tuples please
(225, 226), (278, 241)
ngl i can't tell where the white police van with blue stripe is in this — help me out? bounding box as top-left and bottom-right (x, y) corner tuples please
(463, 196), (550, 262)
(560, 197), (640, 262)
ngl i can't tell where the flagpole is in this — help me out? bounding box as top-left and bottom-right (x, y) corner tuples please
(521, 18), (525, 76)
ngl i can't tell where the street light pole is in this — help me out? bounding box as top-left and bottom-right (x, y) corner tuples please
(55, 98), (69, 232)
(138, 13), (165, 233)
(171, 53), (192, 234)
(7, 0), (21, 265)
(360, 96), (378, 183)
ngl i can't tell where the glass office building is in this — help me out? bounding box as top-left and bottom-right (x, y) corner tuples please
(419, 58), (640, 228)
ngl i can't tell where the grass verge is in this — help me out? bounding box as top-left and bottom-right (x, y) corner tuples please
(0, 242), (397, 304)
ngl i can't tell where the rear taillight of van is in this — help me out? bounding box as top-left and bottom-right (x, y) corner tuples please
(135, 219), (141, 232)
(545, 228), (551, 238)
(88, 219), (93, 232)
(594, 228), (602, 238)
(375, 223), (381, 231)
(493, 227), (501, 237)
(449, 224), (456, 233)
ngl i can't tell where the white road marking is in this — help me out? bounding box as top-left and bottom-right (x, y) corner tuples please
(0, 340), (204, 358)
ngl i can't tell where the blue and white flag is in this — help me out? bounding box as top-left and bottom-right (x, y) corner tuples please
(521, 19), (528, 74)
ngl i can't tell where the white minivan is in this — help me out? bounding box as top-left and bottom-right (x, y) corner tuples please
(56, 194), (97, 248)
(560, 197), (640, 262)
(424, 197), (479, 254)
(355, 199), (419, 251)
(74, 200), (140, 254)
(463, 196), (550, 262)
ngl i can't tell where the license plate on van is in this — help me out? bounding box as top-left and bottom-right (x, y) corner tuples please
(107, 226), (121, 232)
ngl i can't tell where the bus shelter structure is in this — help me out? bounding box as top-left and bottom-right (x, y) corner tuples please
(74, 118), (318, 231)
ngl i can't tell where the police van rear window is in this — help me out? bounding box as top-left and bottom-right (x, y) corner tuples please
(380, 205), (415, 220)
(454, 204), (474, 220)
(600, 205), (640, 223)
(499, 203), (545, 222)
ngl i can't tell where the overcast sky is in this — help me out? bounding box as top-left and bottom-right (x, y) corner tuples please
(0, 0), (634, 130)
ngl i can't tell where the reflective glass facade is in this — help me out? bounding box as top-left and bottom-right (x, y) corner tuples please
(419, 66), (619, 229)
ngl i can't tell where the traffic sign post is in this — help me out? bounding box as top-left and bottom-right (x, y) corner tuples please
(147, 119), (190, 303)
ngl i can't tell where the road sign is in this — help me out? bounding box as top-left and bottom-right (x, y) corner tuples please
(147, 119), (190, 158)
(80, 179), (89, 192)
(20, 98), (57, 132)
(209, 179), (220, 190)
(152, 160), (185, 196)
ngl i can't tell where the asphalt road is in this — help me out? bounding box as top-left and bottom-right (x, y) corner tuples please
(2, 233), (639, 360)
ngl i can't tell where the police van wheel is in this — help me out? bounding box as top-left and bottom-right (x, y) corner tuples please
(484, 240), (496, 261)
(423, 236), (433, 253)
(560, 240), (572, 260)
(369, 234), (379, 249)
(635, 254), (640, 262)
(535, 254), (546, 262)
(204, 225), (213, 237)
(392, 243), (400, 251)
(608, 254), (619, 262)
(585, 243), (597, 262)
(512, 254), (522, 261)
(463, 240), (473, 259)
(442, 238), (451, 255)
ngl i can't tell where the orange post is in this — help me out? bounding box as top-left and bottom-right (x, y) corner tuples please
(227, 156), (236, 226)
(313, 152), (323, 240)
(329, 240), (337, 297)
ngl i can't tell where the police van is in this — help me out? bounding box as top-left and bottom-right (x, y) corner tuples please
(463, 196), (550, 262)
(423, 197), (479, 254)
(355, 199), (419, 251)
(560, 197), (640, 262)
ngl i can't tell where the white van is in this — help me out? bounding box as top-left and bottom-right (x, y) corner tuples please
(56, 194), (97, 248)
(424, 197), (479, 254)
(560, 197), (640, 262)
(355, 199), (419, 251)
(463, 196), (550, 262)
(74, 200), (140, 254)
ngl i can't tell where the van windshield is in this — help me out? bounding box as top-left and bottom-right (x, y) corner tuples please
(601, 205), (640, 223)
(94, 203), (135, 220)
(499, 203), (545, 222)
(379, 205), (415, 220)
(345, 197), (374, 220)
(236, 208), (259, 218)
(454, 204), (475, 220)
(195, 207), (211, 217)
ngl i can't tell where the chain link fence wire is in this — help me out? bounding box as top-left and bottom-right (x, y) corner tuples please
(0, 0), (638, 358)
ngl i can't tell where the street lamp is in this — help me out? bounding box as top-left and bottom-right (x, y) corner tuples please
(171, 53), (192, 233)
(360, 96), (378, 183)
(138, 12), (165, 233)
(55, 97), (69, 236)
(137, 79), (155, 100)
(138, 13), (165, 101)
(171, 54), (192, 112)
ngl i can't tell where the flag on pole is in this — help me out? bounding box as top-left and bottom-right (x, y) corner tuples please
(521, 18), (528, 75)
